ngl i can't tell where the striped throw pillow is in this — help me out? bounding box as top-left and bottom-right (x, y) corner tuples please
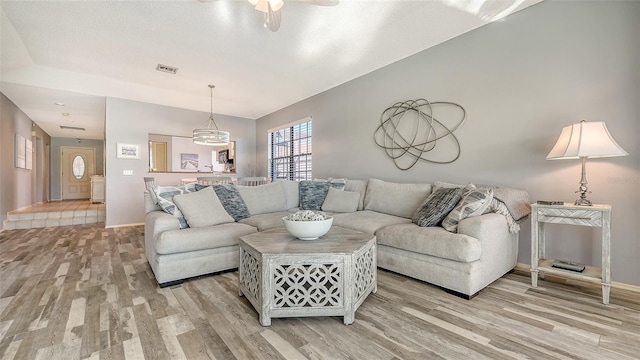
(442, 188), (494, 232)
(412, 187), (464, 227)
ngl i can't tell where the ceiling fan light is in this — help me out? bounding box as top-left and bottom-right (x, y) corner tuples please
(254, 0), (283, 13)
(269, 0), (284, 12)
(254, 0), (269, 13)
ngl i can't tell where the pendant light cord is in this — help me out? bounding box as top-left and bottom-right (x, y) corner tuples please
(209, 84), (219, 130)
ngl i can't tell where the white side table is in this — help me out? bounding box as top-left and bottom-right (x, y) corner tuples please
(530, 203), (612, 304)
(90, 175), (105, 204)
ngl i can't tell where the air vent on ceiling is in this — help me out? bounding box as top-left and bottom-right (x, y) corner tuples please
(156, 63), (178, 74)
(60, 125), (85, 131)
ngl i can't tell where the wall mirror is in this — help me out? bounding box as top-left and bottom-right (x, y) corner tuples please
(148, 133), (236, 173)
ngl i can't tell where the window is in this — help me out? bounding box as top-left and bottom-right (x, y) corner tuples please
(268, 118), (312, 181)
(72, 155), (86, 179)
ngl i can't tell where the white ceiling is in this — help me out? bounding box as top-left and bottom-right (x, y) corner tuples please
(0, 0), (542, 140)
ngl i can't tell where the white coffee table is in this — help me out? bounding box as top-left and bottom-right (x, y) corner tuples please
(238, 226), (377, 326)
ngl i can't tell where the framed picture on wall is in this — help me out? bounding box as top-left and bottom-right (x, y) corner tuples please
(181, 153), (199, 170)
(116, 143), (140, 159)
(25, 139), (33, 170)
(14, 133), (26, 169)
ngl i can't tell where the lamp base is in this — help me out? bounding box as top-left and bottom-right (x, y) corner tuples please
(574, 198), (593, 206)
(574, 156), (593, 206)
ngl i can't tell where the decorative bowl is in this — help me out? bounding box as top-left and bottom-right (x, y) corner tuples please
(282, 217), (333, 240)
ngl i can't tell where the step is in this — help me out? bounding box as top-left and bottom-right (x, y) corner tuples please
(3, 210), (105, 230)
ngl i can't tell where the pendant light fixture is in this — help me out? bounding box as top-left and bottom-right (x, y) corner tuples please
(193, 85), (230, 146)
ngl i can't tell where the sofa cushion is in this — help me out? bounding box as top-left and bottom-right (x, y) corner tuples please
(442, 188), (494, 232)
(195, 184), (251, 222)
(412, 187), (464, 227)
(376, 223), (481, 263)
(154, 185), (196, 229)
(155, 222), (257, 255)
(275, 179), (300, 209)
(321, 187), (360, 213)
(331, 210), (410, 235)
(364, 179), (432, 218)
(344, 179), (368, 211)
(299, 181), (344, 211)
(238, 211), (291, 231)
(237, 182), (287, 215)
(173, 186), (234, 228)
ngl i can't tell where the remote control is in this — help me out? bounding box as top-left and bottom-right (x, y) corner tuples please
(552, 260), (585, 272)
(537, 200), (564, 205)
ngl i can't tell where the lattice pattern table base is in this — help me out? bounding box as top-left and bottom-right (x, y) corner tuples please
(239, 227), (377, 326)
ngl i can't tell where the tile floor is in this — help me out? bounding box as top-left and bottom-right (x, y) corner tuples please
(3, 200), (105, 230)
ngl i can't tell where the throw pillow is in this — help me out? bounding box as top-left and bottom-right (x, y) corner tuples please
(299, 181), (344, 211)
(154, 185), (195, 229)
(344, 179), (368, 211)
(433, 181), (477, 194)
(194, 184), (251, 221)
(173, 186), (234, 228)
(364, 179), (432, 218)
(442, 188), (494, 232)
(412, 187), (464, 227)
(212, 184), (251, 222)
(236, 181), (287, 215)
(274, 179), (300, 209)
(314, 178), (347, 190)
(321, 187), (360, 213)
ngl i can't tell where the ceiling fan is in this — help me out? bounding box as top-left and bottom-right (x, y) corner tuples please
(200, 0), (339, 32)
(250, 0), (340, 32)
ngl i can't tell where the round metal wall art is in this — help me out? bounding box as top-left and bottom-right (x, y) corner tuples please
(373, 99), (466, 170)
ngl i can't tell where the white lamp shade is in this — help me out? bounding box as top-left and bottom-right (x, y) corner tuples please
(546, 121), (628, 160)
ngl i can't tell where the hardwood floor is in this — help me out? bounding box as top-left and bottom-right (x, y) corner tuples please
(0, 224), (638, 359)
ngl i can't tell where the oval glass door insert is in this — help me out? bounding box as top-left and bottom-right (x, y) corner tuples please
(72, 155), (86, 179)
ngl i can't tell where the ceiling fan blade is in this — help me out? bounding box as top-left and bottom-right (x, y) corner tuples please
(264, 7), (281, 32)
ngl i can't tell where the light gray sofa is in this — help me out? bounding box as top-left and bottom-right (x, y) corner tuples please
(144, 179), (524, 298)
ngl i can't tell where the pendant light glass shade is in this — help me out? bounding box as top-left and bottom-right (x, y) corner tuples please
(193, 85), (230, 146)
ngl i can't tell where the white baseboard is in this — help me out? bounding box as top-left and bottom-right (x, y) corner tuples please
(515, 262), (640, 294)
(105, 222), (144, 229)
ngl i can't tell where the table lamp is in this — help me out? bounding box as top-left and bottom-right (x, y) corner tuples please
(546, 120), (628, 206)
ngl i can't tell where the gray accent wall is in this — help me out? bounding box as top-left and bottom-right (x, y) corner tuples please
(50, 137), (104, 200)
(105, 98), (256, 227)
(256, 2), (640, 285)
(0, 92), (51, 227)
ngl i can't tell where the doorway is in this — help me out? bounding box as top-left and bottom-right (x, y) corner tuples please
(61, 147), (96, 200)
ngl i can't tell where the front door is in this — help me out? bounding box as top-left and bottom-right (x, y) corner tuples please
(61, 147), (95, 200)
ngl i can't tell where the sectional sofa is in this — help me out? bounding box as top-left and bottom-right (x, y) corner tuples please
(144, 178), (529, 298)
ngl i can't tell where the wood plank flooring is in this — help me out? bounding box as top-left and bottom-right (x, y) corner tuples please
(0, 224), (638, 359)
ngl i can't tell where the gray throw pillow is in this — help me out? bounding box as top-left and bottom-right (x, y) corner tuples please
(412, 187), (464, 227)
(195, 184), (250, 221)
(173, 186), (234, 228)
(442, 188), (494, 232)
(321, 187), (360, 213)
(299, 181), (344, 211)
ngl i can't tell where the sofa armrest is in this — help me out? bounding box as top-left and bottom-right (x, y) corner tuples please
(146, 211), (180, 237)
(457, 213), (509, 241)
